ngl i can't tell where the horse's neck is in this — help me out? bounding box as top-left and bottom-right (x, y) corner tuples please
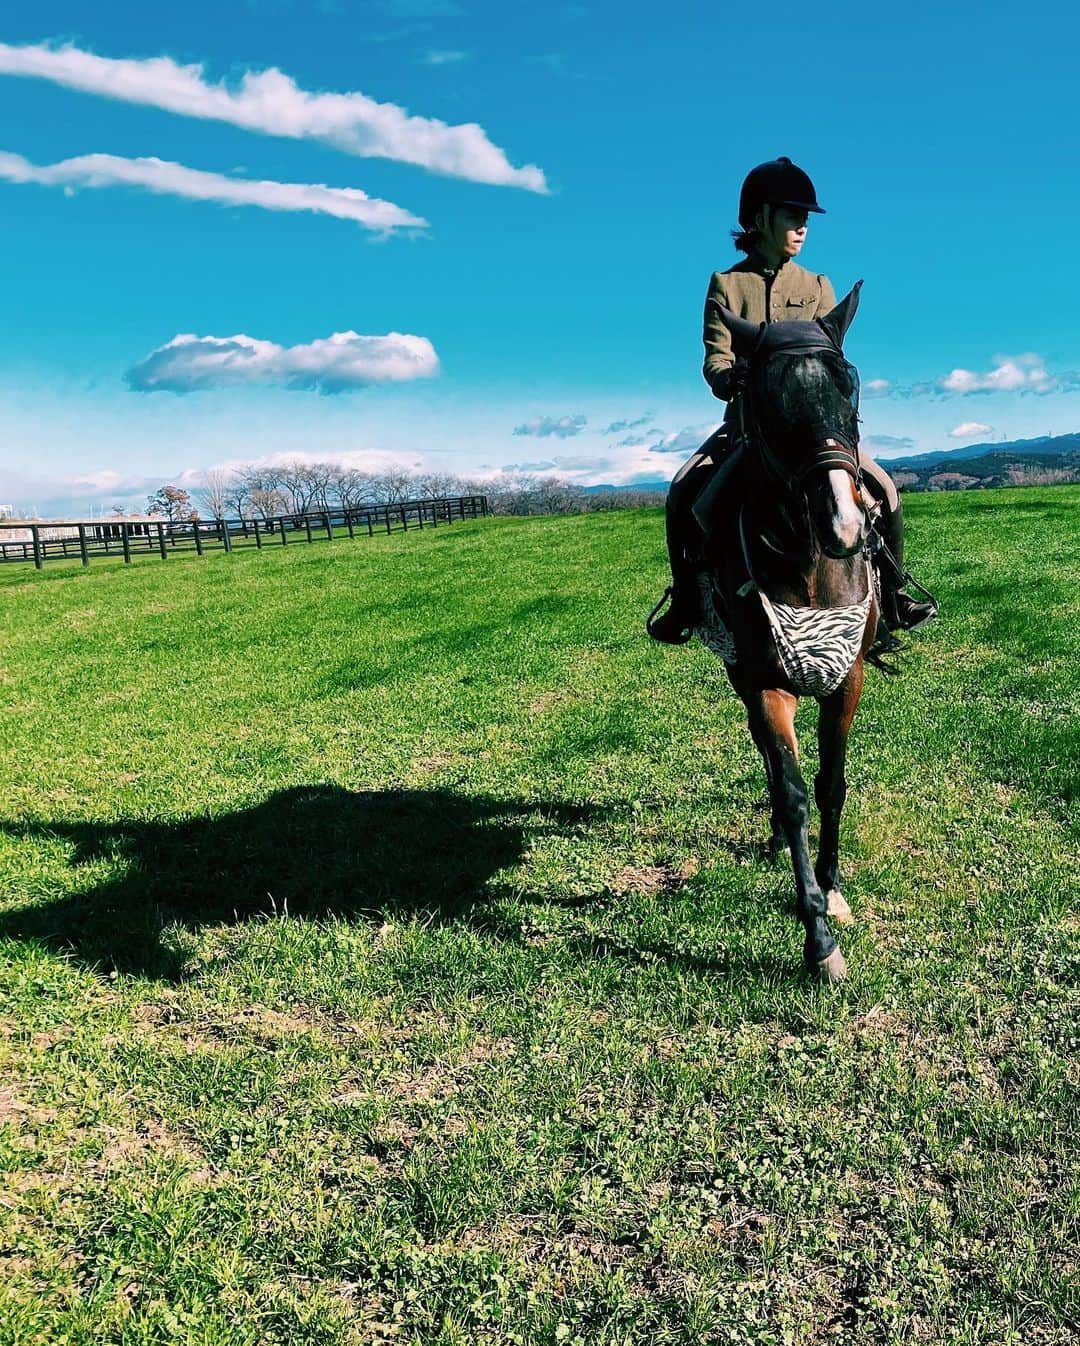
(740, 464), (818, 600)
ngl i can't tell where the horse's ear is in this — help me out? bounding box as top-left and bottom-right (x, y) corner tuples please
(817, 280), (863, 348)
(714, 304), (762, 356)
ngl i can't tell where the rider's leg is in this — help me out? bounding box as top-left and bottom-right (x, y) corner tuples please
(860, 456), (938, 632)
(647, 430), (730, 644)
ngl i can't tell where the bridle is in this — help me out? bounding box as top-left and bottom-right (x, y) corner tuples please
(736, 326), (864, 493)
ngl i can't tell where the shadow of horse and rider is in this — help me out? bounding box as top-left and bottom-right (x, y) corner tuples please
(0, 786), (802, 986)
(0, 787), (604, 981)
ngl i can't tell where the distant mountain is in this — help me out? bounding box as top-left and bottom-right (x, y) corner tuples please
(583, 481), (670, 494)
(879, 431), (1080, 491)
(881, 431), (1080, 472)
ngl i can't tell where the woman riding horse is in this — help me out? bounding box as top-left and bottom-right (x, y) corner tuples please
(647, 156), (936, 645)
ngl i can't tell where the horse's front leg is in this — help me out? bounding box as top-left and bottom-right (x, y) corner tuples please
(814, 662), (865, 930)
(747, 688), (846, 981)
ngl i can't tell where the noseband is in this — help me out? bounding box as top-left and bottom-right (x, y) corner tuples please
(796, 437), (861, 485)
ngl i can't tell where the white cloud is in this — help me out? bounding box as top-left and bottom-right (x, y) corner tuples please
(513, 414), (586, 439)
(0, 150), (426, 233)
(421, 50), (469, 65)
(0, 41), (547, 192)
(940, 355), (1053, 395)
(127, 330), (440, 393)
(863, 433), (915, 454)
(948, 421), (993, 439)
(602, 413), (653, 434)
(864, 378), (892, 397)
(647, 424), (719, 456)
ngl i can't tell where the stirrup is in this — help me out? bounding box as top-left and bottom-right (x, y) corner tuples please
(646, 587), (693, 645)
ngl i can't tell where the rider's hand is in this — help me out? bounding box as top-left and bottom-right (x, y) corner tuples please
(729, 358), (751, 396)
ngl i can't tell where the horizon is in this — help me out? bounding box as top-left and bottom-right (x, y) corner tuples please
(2, 1), (1078, 517)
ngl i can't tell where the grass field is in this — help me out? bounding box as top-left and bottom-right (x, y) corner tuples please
(1, 487), (1077, 1345)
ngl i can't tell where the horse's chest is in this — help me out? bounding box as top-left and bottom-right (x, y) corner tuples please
(695, 573), (872, 697)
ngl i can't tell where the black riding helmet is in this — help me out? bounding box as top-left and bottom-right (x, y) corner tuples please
(738, 157), (825, 230)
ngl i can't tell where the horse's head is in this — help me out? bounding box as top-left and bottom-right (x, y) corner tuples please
(717, 284), (867, 560)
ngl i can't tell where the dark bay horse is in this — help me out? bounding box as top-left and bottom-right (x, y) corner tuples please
(697, 284), (875, 982)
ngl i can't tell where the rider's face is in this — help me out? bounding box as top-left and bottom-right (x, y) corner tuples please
(758, 205), (809, 259)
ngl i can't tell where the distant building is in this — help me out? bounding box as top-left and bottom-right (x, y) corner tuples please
(0, 504), (12, 519)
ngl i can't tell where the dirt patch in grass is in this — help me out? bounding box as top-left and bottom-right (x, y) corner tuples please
(609, 861), (695, 896)
(134, 999), (339, 1050)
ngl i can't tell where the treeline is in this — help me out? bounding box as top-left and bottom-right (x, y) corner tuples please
(183, 461), (665, 521)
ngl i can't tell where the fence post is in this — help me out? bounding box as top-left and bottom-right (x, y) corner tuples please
(222, 519), (233, 553)
(366, 513), (373, 538)
(31, 525), (43, 570)
(304, 514), (313, 544)
(280, 517), (288, 545)
(254, 518), (262, 549)
(193, 520), (204, 556)
(324, 511), (333, 542)
(121, 523), (132, 565)
(346, 510), (355, 539)
(78, 523), (90, 567)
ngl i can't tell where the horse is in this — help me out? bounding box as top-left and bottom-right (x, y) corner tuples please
(694, 283), (875, 982)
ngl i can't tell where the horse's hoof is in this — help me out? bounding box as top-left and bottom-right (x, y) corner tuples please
(826, 890), (854, 926)
(814, 947), (848, 983)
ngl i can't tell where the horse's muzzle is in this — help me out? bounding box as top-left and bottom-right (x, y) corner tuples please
(813, 465), (867, 559)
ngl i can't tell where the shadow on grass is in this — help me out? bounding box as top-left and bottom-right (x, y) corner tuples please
(0, 785), (600, 981)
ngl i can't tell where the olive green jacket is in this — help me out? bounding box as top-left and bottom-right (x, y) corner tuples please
(702, 255), (836, 400)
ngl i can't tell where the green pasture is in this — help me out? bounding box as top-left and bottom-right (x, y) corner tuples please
(1, 488), (1077, 1345)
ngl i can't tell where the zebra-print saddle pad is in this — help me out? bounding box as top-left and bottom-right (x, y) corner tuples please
(695, 568), (874, 697)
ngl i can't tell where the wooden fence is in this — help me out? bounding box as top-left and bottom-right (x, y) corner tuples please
(0, 496), (489, 570)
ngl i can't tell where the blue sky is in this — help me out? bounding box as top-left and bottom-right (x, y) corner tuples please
(1, 0), (1076, 515)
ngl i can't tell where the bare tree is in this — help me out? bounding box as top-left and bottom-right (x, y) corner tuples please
(371, 466), (417, 504)
(415, 471), (465, 500)
(225, 474), (251, 520)
(247, 485), (287, 521)
(197, 467), (233, 523)
(330, 467), (378, 510)
(276, 460), (319, 515)
(240, 465), (286, 518)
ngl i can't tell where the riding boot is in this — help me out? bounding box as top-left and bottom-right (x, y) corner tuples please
(877, 497), (938, 633)
(646, 506), (701, 644)
(647, 439), (729, 645)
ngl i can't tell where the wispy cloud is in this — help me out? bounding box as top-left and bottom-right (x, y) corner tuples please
(127, 330), (440, 394)
(513, 414), (586, 439)
(500, 459), (556, 473)
(647, 424), (718, 456)
(602, 413), (653, 434)
(421, 49), (469, 65)
(500, 454), (612, 477)
(0, 41), (548, 192)
(0, 149), (426, 233)
(863, 433), (915, 454)
(948, 421), (993, 439)
(864, 378), (892, 398)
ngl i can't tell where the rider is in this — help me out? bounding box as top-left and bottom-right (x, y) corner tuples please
(647, 156), (937, 645)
